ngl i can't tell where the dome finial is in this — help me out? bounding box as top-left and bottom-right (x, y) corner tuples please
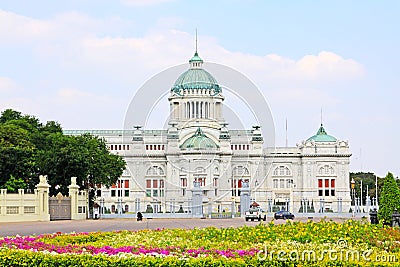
(195, 28), (198, 54)
(320, 107), (323, 127)
(189, 30), (203, 68)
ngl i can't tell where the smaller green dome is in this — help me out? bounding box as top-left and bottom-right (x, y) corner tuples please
(307, 124), (337, 142)
(180, 127), (219, 150)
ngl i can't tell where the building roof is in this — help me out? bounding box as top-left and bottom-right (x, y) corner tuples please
(171, 52), (221, 94)
(307, 124), (337, 142)
(180, 127), (219, 150)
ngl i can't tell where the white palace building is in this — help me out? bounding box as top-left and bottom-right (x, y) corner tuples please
(66, 50), (352, 217)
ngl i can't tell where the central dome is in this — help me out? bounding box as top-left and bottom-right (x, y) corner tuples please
(171, 52), (221, 94)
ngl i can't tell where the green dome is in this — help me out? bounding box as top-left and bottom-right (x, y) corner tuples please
(180, 128), (219, 150)
(307, 124), (337, 142)
(171, 52), (221, 94)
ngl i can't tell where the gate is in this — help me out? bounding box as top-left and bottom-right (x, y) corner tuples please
(49, 192), (71, 220)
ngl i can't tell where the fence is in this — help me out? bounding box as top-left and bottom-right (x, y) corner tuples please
(0, 176), (87, 222)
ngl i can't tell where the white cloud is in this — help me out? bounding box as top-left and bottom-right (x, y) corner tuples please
(0, 10), (52, 44)
(0, 9), (131, 46)
(0, 10), (366, 132)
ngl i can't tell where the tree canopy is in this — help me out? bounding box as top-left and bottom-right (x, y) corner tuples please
(378, 172), (400, 224)
(0, 109), (126, 200)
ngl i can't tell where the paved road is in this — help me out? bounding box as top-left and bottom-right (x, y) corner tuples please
(0, 217), (352, 237)
(0, 218), (258, 236)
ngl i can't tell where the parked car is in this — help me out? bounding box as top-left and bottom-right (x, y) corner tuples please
(274, 210), (295, 220)
(245, 207), (267, 221)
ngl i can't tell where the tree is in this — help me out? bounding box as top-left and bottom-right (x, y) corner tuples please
(34, 133), (126, 199)
(0, 109), (126, 211)
(0, 109), (22, 123)
(1, 175), (27, 193)
(0, 123), (35, 186)
(378, 172), (400, 224)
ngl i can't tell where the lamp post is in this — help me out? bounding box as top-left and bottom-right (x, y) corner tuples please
(100, 197), (105, 219)
(351, 178), (355, 211)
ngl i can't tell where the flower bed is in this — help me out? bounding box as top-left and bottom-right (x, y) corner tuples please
(1, 220), (400, 266)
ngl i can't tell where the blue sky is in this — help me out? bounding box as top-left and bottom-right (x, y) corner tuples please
(0, 1), (399, 177)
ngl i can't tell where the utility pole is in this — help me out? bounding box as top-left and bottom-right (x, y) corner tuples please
(376, 175), (379, 210)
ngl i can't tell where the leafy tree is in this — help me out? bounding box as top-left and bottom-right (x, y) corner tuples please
(378, 172), (400, 224)
(0, 109), (126, 211)
(1, 175), (27, 193)
(0, 109), (22, 123)
(0, 123), (35, 186)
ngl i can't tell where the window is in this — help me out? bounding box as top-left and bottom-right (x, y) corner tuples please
(146, 166), (164, 176)
(273, 179), (278, 188)
(233, 166), (249, 176)
(145, 178), (165, 198)
(318, 178), (335, 196)
(213, 178), (218, 187)
(319, 165), (335, 176)
(273, 166), (291, 176)
(181, 177), (187, 187)
(195, 177), (206, 186)
(111, 190), (116, 197)
(280, 179), (285, 188)
(194, 167), (206, 187)
(232, 166), (250, 196)
(124, 190), (129, 197)
(231, 178), (249, 196)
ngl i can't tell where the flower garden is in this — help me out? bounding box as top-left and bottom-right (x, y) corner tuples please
(1, 220), (400, 266)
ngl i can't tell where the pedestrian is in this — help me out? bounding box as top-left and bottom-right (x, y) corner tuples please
(137, 211), (143, 221)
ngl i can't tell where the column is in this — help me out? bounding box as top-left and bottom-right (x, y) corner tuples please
(191, 182), (203, 218)
(36, 175), (50, 221)
(68, 177), (81, 220)
(240, 182), (250, 215)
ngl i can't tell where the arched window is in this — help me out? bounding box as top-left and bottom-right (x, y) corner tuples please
(196, 167), (205, 174)
(273, 166), (291, 176)
(146, 166), (164, 176)
(319, 165), (335, 176)
(233, 166), (250, 176)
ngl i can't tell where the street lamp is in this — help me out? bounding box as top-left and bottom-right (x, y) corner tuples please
(351, 178), (355, 211)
